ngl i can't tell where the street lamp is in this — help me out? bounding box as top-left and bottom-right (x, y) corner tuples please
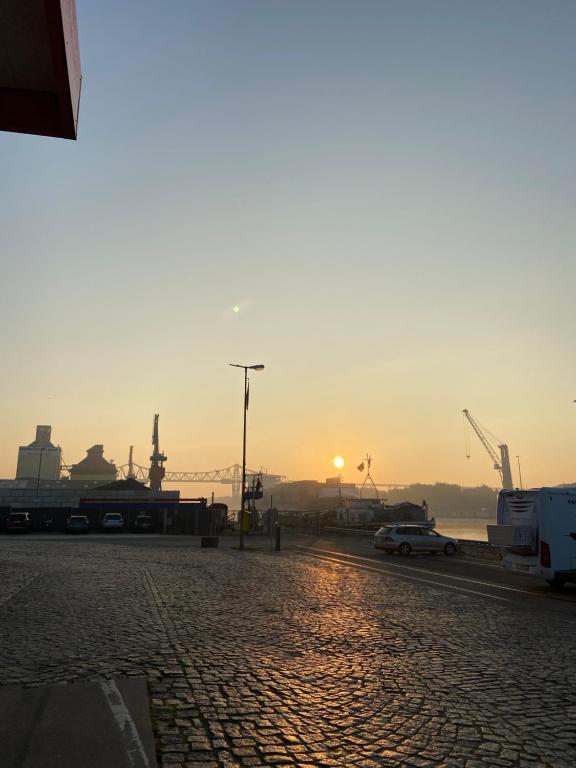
(229, 363), (265, 550)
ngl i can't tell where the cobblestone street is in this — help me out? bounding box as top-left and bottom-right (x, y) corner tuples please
(0, 536), (575, 767)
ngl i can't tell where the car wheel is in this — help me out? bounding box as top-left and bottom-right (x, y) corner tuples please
(398, 542), (412, 556)
(444, 542), (457, 556)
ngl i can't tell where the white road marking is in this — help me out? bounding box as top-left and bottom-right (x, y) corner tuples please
(296, 545), (543, 596)
(100, 680), (151, 768)
(0, 574), (38, 607)
(300, 551), (509, 601)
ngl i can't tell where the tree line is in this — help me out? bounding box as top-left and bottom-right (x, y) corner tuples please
(383, 483), (498, 516)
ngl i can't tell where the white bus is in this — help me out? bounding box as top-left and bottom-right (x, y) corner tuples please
(488, 488), (576, 588)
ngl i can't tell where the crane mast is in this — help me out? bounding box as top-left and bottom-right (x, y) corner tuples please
(149, 414), (167, 491)
(127, 445), (135, 479)
(498, 443), (514, 491)
(462, 409), (514, 490)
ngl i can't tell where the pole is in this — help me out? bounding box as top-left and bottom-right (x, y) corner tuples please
(230, 361), (264, 547)
(240, 366), (248, 551)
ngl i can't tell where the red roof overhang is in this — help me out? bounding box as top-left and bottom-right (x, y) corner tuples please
(0, 0), (81, 140)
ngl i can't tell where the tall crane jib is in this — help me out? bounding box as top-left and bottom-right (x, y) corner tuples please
(149, 414), (167, 492)
(462, 409), (514, 491)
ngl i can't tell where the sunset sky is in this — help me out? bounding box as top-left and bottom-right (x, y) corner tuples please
(2, 1), (576, 493)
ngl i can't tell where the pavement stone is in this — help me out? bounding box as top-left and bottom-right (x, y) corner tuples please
(0, 537), (575, 767)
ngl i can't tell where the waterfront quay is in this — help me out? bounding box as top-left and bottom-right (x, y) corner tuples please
(0, 534), (575, 767)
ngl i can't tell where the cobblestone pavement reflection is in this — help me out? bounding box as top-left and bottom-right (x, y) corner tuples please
(0, 538), (575, 767)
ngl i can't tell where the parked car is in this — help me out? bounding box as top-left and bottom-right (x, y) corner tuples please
(101, 512), (124, 532)
(374, 524), (458, 556)
(133, 514), (154, 533)
(66, 515), (90, 534)
(6, 511), (32, 534)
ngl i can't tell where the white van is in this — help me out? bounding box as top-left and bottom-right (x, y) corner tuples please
(488, 488), (576, 587)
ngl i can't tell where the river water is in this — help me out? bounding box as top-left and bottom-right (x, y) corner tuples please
(434, 517), (495, 542)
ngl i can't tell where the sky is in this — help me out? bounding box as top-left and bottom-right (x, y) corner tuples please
(2, 0), (576, 493)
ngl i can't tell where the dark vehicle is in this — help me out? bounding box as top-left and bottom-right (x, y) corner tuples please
(6, 512), (32, 533)
(208, 503), (230, 531)
(66, 515), (90, 534)
(133, 514), (155, 533)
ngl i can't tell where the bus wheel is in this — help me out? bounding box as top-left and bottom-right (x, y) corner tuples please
(546, 575), (567, 589)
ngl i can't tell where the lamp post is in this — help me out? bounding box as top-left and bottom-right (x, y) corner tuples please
(229, 363), (265, 550)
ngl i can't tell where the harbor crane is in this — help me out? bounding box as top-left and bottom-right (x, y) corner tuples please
(462, 408), (514, 490)
(127, 445), (135, 479)
(149, 414), (167, 491)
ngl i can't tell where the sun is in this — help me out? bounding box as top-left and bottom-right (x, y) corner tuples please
(333, 456), (345, 470)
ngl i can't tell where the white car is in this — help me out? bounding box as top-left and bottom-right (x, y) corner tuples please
(101, 512), (125, 532)
(374, 524), (458, 556)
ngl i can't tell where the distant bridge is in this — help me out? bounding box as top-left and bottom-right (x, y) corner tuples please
(64, 459), (404, 490)
(116, 463), (285, 490)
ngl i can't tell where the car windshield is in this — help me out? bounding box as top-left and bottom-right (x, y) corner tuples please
(377, 526), (392, 535)
(10, 514), (27, 520)
(106, 514), (122, 520)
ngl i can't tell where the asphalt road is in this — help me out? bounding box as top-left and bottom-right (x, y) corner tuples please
(0, 677), (157, 768)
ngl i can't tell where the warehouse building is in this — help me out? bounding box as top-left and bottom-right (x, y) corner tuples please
(69, 444), (117, 484)
(0, 476), (180, 532)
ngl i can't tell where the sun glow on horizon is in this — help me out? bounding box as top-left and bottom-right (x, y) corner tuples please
(333, 456), (345, 470)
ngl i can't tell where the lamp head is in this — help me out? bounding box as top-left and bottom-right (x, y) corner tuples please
(229, 363), (265, 371)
